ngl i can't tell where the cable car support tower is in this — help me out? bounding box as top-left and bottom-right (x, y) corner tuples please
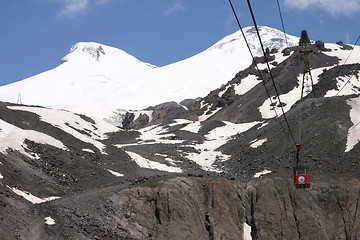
(299, 30), (316, 99)
(294, 30), (313, 188)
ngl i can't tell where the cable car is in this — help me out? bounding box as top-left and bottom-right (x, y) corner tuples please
(293, 166), (310, 188)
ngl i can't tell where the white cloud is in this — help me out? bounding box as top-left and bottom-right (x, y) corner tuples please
(57, 0), (89, 18)
(283, 0), (360, 15)
(55, 0), (111, 18)
(164, 2), (186, 16)
(225, 14), (235, 30)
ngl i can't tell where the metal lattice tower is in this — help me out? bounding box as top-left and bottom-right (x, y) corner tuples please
(299, 30), (315, 99)
(17, 93), (22, 105)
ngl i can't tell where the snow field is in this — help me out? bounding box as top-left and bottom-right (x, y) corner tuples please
(181, 121), (260, 171)
(324, 43), (360, 65)
(179, 121), (202, 133)
(322, 44), (360, 97)
(324, 75), (360, 97)
(135, 124), (184, 145)
(256, 48), (293, 71)
(258, 67), (327, 119)
(125, 150), (182, 173)
(345, 97), (360, 152)
(55, 106), (127, 127)
(7, 186), (60, 204)
(8, 106), (118, 154)
(0, 119), (66, 157)
(234, 74), (262, 95)
(257, 45), (360, 119)
(0, 27), (298, 110)
(198, 107), (222, 122)
(115, 119), (260, 172)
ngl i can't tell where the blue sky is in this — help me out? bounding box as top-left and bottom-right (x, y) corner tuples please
(1, 0), (360, 86)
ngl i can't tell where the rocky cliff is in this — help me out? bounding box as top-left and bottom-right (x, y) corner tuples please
(86, 176), (360, 240)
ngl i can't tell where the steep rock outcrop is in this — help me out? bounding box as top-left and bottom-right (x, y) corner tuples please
(108, 177), (246, 240)
(103, 176), (360, 240)
(247, 177), (360, 239)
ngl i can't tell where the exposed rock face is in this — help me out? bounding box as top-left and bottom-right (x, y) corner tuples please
(109, 177), (246, 240)
(247, 177), (360, 239)
(100, 176), (360, 240)
(141, 101), (198, 128)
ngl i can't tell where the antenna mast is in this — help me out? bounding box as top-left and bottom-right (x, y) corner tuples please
(17, 93), (22, 105)
(346, 32), (350, 44)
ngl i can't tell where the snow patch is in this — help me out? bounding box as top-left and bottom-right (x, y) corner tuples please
(126, 150), (182, 173)
(29, 152), (41, 159)
(44, 216), (56, 225)
(324, 43), (360, 65)
(257, 122), (268, 129)
(182, 121), (260, 171)
(168, 119), (192, 127)
(106, 169), (124, 177)
(198, 107), (222, 121)
(154, 153), (179, 166)
(118, 121), (260, 172)
(259, 67), (327, 119)
(0, 173), (3, 179)
(218, 85), (232, 97)
(243, 222), (252, 240)
(134, 124), (184, 145)
(250, 138), (267, 148)
(82, 149), (95, 153)
(56, 106), (126, 128)
(345, 97), (360, 152)
(254, 169), (272, 178)
(8, 106), (116, 154)
(234, 75), (262, 95)
(133, 110), (154, 123)
(180, 121), (202, 133)
(7, 186), (60, 204)
(0, 119), (66, 157)
(325, 75), (360, 97)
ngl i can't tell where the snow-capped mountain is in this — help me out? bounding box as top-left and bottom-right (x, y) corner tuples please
(1, 26), (360, 239)
(0, 26), (299, 110)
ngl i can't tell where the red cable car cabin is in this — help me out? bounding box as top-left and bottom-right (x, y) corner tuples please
(293, 166), (310, 188)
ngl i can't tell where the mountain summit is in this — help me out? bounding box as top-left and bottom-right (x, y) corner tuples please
(60, 41), (156, 68)
(0, 26), (298, 110)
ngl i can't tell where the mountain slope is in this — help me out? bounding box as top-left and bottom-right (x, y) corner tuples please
(0, 40), (360, 239)
(0, 26), (298, 110)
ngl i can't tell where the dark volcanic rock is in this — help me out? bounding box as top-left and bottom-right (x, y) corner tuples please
(105, 177), (246, 240)
(89, 176), (360, 240)
(315, 40), (331, 51)
(128, 113), (150, 129)
(131, 101), (198, 129)
(247, 176), (360, 239)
